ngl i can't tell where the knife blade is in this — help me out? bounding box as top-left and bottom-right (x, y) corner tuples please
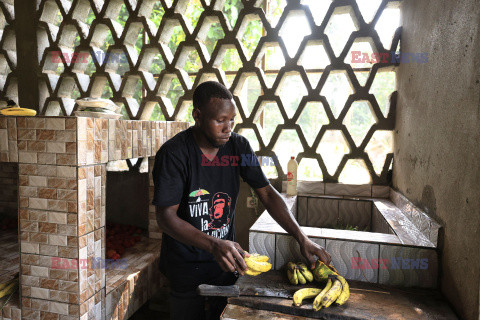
(197, 284), (292, 299)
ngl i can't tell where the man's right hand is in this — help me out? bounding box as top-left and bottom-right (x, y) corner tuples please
(210, 238), (248, 275)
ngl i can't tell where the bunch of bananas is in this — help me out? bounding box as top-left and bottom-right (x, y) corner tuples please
(292, 260), (350, 310)
(286, 262), (314, 285)
(244, 253), (272, 276)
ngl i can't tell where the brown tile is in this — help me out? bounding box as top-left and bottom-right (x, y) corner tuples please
(22, 297), (32, 308)
(38, 153), (57, 164)
(47, 199), (67, 212)
(78, 167), (87, 179)
(20, 221), (38, 232)
(18, 140), (27, 151)
(28, 141), (46, 152)
(65, 118), (76, 130)
(65, 142), (76, 154)
(57, 189), (77, 201)
(58, 246), (78, 259)
(19, 196), (29, 208)
(56, 154), (76, 165)
(38, 187), (57, 199)
(39, 244), (58, 256)
(47, 177), (66, 189)
(18, 129), (36, 140)
(67, 236), (78, 247)
(40, 278), (59, 290)
(40, 311), (60, 320)
(11, 117), (22, 128)
(37, 129), (56, 141)
(30, 210), (47, 222)
(30, 232), (48, 244)
(39, 222), (57, 234)
(27, 118), (46, 129)
(50, 269), (68, 281)
(21, 231), (30, 241)
(67, 213), (77, 225)
(69, 292), (79, 304)
(67, 201), (77, 213)
(56, 130), (76, 142)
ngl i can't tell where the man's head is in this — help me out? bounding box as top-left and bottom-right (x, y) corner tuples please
(192, 81), (236, 148)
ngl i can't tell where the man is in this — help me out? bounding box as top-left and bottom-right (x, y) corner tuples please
(152, 81), (331, 319)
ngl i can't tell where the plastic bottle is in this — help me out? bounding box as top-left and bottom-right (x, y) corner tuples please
(286, 156), (298, 196)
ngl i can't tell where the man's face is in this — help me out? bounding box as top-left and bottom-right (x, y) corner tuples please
(194, 97), (236, 148)
(213, 198), (225, 219)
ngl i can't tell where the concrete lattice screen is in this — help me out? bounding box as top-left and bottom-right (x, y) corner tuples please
(0, 0), (17, 106)
(33, 0), (400, 184)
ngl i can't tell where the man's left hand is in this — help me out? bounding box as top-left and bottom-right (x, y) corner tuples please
(299, 238), (331, 269)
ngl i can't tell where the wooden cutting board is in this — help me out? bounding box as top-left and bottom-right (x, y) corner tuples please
(228, 271), (458, 320)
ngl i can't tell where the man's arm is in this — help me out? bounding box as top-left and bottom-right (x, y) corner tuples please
(155, 205), (248, 274)
(255, 184), (331, 269)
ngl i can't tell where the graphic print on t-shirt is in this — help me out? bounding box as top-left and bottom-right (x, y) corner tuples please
(188, 189), (232, 239)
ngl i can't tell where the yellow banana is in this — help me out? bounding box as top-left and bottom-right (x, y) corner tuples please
(0, 281), (17, 299)
(245, 269), (261, 276)
(292, 288), (323, 306)
(245, 258), (272, 272)
(0, 107), (37, 117)
(287, 269), (297, 285)
(313, 279), (332, 311)
(297, 262), (314, 282)
(334, 275), (350, 305)
(297, 268), (306, 284)
(321, 277), (343, 308)
(246, 253), (269, 262)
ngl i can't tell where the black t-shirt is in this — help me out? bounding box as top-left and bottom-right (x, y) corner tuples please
(151, 127), (270, 279)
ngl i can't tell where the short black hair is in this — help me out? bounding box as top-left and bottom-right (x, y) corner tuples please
(193, 81), (233, 110)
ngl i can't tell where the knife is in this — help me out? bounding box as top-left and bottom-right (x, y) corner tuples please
(197, 284), (292, 299)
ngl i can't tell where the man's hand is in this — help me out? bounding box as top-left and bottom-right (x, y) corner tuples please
(210, 239), (248, 275)
(299, 237), (331, 269)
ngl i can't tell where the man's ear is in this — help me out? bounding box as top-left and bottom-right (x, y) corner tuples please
(192, 107), (200, 125)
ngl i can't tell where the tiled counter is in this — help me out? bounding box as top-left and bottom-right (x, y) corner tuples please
(249, 182), (442, 288)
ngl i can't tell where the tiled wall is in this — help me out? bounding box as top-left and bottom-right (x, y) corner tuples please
(297, 196), (373, 231)
(105, 238), (165, 320)
(0, 117), (18, 162)
(390, 189), (441, 246)
(0, 116), (190, 319)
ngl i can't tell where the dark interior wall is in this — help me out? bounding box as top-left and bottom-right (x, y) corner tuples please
(106, 171), (149, 230)
(395, 1), (480, 319)
(0, 162), (18, 219)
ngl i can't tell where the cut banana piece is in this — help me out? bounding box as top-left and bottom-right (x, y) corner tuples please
(245, 258), (272, 272)
(245, 269), (261, 276)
